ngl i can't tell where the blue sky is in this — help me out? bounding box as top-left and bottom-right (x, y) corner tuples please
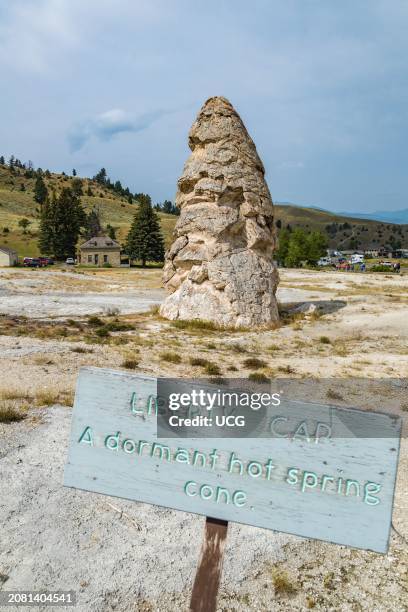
(1, 0), (407, 212)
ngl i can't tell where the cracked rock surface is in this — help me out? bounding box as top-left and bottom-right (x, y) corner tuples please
(160, 96), (279, 328)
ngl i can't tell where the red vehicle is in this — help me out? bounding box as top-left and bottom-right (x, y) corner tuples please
(23, 258), (42, 267)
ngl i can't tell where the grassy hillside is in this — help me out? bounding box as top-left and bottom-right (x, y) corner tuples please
(0, 165), (177, 257)
(0, 164), (407, 257)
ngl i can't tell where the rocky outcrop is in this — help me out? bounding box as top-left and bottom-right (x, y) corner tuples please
(160, 96), (279, 328)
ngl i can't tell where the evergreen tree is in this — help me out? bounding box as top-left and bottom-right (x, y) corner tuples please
(285, 228), (308, 267)
(38, 188), (86, 259)
(71, 177), (83, 196)
(0, 156), (4, 165)
(72, 168), (77, 176)
(134, 193), (152, 207)
(125, 202), (164, 266)
(52, 188), (86, 259)
(34, 175), (48, 208)
(38, 194), (56, 254)
(305, 231), (328, 265)
(276, 228), (291, 265)
(84, 208), (103, 239)
(107, 224), (117, 240)
(93, 168), (107, 185)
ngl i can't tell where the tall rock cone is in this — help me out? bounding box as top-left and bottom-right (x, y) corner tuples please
(160, 96), (279, 328)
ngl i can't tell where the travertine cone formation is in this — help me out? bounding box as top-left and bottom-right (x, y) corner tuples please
(160, 96), (279, 327)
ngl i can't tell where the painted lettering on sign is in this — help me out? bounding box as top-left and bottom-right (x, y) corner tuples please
(64, 367), (401, 553)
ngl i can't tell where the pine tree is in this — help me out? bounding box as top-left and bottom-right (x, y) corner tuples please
(72, 168), (77, 176)
(125, 202), (165, 266)
(107, 224), (117, 240)
(52, 188), (86, 259)
(0, 156), (5, 165)
(84, 208), (103, 239)
(34, 175), (48, 208)
(38, 194), (56, 254)
(71, 177), (83, 196)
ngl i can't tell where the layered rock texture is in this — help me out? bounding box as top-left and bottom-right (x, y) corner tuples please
(160, 96), (279, 328)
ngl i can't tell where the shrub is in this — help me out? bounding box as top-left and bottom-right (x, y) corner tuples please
(71, 346), (93, 354)
(204, 362), (221, 376)
(271, 568), (297, 595)
(160, 351), (182, 364)
(171, 319), (220, 331)
(87, 315), (104, 327)
(122, 359), (138, 369)
(190, 357), (209, 367)
(371, 265), (395, 273)
(103, 321), (134, 332)
(0, 403), (26, 423)
(248, 372), (269, 383)
(95, 327), (110, 338)
(243, 357), (267, 368)
(319, 336), (331, 344)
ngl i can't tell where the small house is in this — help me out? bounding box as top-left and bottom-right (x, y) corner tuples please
(364, 246), (380, 258)
(79, 236), (121, 267)
(0, 246), (18, 267)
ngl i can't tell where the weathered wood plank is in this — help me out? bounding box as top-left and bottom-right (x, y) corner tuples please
(190, 517), (228, 612)
(64, 367), (401, 553)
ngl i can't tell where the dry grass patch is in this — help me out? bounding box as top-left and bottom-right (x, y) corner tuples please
(160, 351), (182, 364)
(327, 388), (344, 401)
(121, 359), (139, 370)
(0, 401), (26, 423)
(204, 362), (222, 376)
(319, 336), (331, 344)
(248, 371), (269, 383)
(243, 357), (268, 369)
(271, 567), (297, 596)
(35, 389), (61, 406)
(33, 354), (55, 365)
(71, 346), (93, 353)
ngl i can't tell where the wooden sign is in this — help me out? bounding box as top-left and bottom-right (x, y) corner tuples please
(64, 367), (401, 554)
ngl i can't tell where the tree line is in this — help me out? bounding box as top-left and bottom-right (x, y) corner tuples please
(37, 184), (165, 265)
(276, 227), (328, 267)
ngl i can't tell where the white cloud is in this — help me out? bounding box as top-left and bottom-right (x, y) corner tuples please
(68, 108), (168, 152)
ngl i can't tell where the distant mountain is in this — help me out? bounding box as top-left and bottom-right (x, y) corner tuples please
(337, 209), (408, 225)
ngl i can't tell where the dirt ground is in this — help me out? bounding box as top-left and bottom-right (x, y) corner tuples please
(0, 266), (407, 611)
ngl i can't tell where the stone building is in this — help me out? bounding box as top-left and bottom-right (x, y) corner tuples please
(0, 246), (18, 267)
(79, 236), (121, 267)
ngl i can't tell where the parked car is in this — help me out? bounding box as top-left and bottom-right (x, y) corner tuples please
(351, 254), (364, 264)
(317, 256), (332, 266)
(24, 258), (41, 267)
(65, 257), (75, 265)
(38, 256), (54, 266)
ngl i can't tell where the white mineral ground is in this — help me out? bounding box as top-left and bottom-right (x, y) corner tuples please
(0, 266), (407, 611)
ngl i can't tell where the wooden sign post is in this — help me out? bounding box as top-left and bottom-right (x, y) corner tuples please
(64, 367), (401, 611)
(190, 517), (228, 612)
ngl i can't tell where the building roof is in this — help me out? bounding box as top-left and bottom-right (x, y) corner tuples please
(80, 236), (121, 250)
(0, 246), (17, 256)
